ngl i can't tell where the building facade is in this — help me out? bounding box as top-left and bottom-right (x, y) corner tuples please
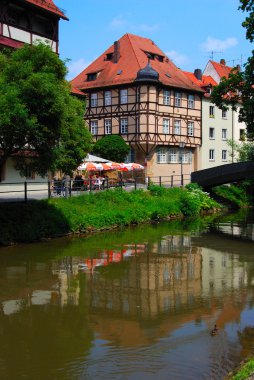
(71, 34), (204, 183)
(184, 60), (246, 170)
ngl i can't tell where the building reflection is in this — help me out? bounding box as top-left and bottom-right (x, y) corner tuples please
(0, 233), (252, 331)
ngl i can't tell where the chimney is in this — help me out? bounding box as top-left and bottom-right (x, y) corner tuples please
(220, 59), (226, 66)
(194, 68), (202, 81)
(236, 64), (241, 72)
(113, 41), (120, 63)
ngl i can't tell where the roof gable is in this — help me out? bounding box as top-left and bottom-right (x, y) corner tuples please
(183, 71), (218, 87)
(209, 60), (232, 79)
(71, 33), (203, 93)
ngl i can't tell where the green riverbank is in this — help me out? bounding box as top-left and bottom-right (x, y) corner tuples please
(226, 357), (254, 380)
(0, 185), (220, 246)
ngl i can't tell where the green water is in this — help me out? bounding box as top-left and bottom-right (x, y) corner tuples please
(0, 211), (254, 380)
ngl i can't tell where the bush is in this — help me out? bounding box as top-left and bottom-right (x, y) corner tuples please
(213, 184), (249, 208)
(0, 186), (221, 245)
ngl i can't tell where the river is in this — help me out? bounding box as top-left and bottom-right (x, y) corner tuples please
(0, 210), (254, 380)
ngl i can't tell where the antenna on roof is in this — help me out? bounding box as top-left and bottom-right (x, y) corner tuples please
(227, 54), (246, 69)
(208, 51), (223, 60)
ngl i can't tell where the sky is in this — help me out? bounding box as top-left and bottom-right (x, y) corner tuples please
(55, 0), (253, 80)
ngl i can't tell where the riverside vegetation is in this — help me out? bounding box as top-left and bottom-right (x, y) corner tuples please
(0, 184), (220, 245)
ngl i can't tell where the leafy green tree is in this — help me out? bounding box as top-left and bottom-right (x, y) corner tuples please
(92, 135), (130, 162)
(227, 139), (254, 161)
(0, 43), (92, 179)
(211, 0), (254, 138)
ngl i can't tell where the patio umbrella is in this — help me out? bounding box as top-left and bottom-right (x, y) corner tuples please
(119, 163), (144, 171)
(77, 162), (104, 171)
(77, 162), (116, 172)
(107, 162), (123, 170)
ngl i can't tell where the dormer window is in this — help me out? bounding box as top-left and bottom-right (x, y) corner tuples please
(156, 55), (164, 62)
(87, 73), (97, 81)
(105, 53), (113, 61)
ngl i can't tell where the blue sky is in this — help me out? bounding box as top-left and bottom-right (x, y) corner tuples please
(56, 0), (253, 80)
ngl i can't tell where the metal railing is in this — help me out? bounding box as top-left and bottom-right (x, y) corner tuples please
(0, 174), (191, 202)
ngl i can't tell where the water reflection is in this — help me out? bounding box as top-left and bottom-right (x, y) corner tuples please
(0, 213), (254, 380)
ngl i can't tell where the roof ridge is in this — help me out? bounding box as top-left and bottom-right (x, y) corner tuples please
(126, 33), (143, 71)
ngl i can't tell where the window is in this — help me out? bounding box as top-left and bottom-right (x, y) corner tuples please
(188, 94), (195, 109)
(174, 120), (181, 135)
(87, 73), (97, 81)
(222, 129), (227, 140)
(209, 149), (215, 161)
(187, 121), (194, 136)
(209, 106), (215, 117)
(91, 120), (98, 135)
(120, 89), (128, 104)
(163, 90), (170, 105)
(157, 148), (167, 163)
(163, 119), (170, 134)
(181, 151), (189, 163)
(209, 127), (215, 139)
(169, 149), (177, 163)
(222, 110), (227, 119)
(125, 149), (135, 163)
(105, 53), (113, 61)
(104, 91), (111, 106)
(175, 92), (181, 107)
(105, 119), (112, 134)
(120, 118), (128, 134)
(222, 150), (227, 161)
(91, 93), (97, 107)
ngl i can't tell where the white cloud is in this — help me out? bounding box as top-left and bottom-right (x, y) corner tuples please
(67, 58), (90, 80)
(139, 24), (159, 32)
(201, 36), (238, 52)
(110, 16), (127, 28)
(165, 50), (189, 66)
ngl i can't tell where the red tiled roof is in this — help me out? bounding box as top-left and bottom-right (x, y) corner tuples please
(183, 71), (218, 87)
(71, 85), (85, 96)
(25, 0), (68, 20)
(71, 33), (203, 93)
(210, 60), (232, 79)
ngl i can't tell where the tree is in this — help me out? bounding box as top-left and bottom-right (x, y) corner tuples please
(92, 135), (130, 162)
(211, 0), (254, 138)
(0, 43), (92, 179)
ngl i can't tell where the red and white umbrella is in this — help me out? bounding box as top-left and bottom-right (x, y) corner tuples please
(107, 162), (123, 170)
(77, 161), (119, 171)
(77, 162), (104, 171)
(119, 163), (144, 171)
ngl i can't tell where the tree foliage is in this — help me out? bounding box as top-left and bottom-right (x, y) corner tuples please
(211, 0), (254, 138)
(227, 139), (254, 162)
(92, 135), (130, 162)
(0, 43), (92, 178)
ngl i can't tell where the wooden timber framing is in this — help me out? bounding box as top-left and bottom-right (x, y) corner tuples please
(0, 0), (62, 52)
(85, 83), (202, 155)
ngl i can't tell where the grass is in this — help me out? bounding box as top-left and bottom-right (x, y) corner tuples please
(0, 185), (220, 245)
(230, 358), (254, 380)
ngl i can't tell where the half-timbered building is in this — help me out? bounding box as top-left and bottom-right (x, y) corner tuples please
(71, 33), (204, 181)
(0, 0), (68, 52)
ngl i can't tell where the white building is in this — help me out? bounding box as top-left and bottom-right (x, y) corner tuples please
(184, 61), (246, 170)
